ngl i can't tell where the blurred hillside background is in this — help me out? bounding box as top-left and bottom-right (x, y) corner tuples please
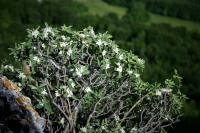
(0, 0), (200, 132)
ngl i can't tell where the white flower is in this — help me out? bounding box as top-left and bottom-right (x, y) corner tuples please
(60, 117), (65, 125)
(131, 127), (138, 132)
(66, 88), (73, 97)
(61, 35), (66, 41)
(60, 85), (67, 89)
(33, 47), (37, 50)
(116, 63), (123, 73)
(119, 54), (124, 60)
(55, 90), (61, 97)
(31, 30), (39, 38)
(52, 44), (57, 48)
(41, 43), (45, 48)
(41, 89), (48, 95)
(4, 65), (14, 72)
(80, 127), (87, 133)
(101, 126), (106, 130)
(71, 82), (75, 88)
(102, 50), (107, 56)
(114, 114), (120, 121)
(156, 90), (162, 96)
(120, 128), (125, 133)
(127, 70), (133, 75)
(90, 29), (95, 36)
(59, 51), (64, 55)
(105, 63), (110, 69)
(161, 88), (172, 93)
(18, 73), (26, 79)
(67, 48), (73, 56)
(137, 58), (144, 65)
(69, 79), (76, 88)
(76, 68), (83, 77)
(134, 72), (140, 78)
(43, 27), (54, 38)
(60, 42), (67, 47)
(17, 83), (22, 87)
(113, 47), (119, 53)
(84, 87), (92, 93)
(79, 34), (85, 38)
(39, 102), (44, 107)
(33, 56), (41, 63)
(96, 39), (103, 46)
(103, 41), (108, 46)
(75, 65), (86, 77)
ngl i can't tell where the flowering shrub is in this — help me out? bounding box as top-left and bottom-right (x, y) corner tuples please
(1, 24), (186, 133)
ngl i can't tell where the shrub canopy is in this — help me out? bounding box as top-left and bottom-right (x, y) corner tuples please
(1, 25), (186, 133)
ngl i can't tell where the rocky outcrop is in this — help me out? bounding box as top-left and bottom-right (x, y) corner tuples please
(0, 76), (45, 133)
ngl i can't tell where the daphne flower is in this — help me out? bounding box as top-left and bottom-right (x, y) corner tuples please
(60, 42), (67, 47)
(127, 70), (133, 75)
(4, 65), (14, 72)
(116, 63), (123, 73)
(134, 72), (140, 78)
(114, 114), (120, 121)
(66, 88), (73, 97)
(61, 35), (66, 41)
(79, 34), (86, 38)
(68, 79), (75, 88)
(113, 47), (119, 53)
(156, 90), (162, 96)
(18, 73), (26, 79)
(103, 41), (108, 46)
(96, 39), (103, 46)
(137, 58), (144, 65)
(80, 127), (87, 133)
(71, 82), (76, 88)
(120, 128), (125, 133)
(55, 90), (61, 97)
(17, 83), (22, 87)
(41, 43), (45, 48)
(75, 65), (87, 77)
(84, 87), (92, 93)
(31, 30), (39, 38)
(76, 68), (83, 77)
(102, 50), (107, 56)
(60, 117), (65, 125)
(33, 56), (41, 63)
(71, 82), (75, 88)
(131, 127), (138, 132)
(90, 28), (95, 36)
(67, 48), (73, 56)
(119, 54), (124, 60)
(41, 89), (48, 95)
(59, 51), (64, 55)
(52, 44), (57, 48)
(43, 27), (54, 38)
(105, 63), (110, 69)
(161, 88), (172, 93)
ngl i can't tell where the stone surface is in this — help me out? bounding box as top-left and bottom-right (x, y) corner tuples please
(0, 76), (45, 133)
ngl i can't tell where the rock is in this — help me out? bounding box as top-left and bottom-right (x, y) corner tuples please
(0, 76), (45, 133)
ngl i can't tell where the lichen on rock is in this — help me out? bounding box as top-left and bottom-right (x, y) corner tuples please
(0, 76), (45, 133)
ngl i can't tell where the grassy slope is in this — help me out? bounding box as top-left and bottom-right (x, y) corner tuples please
(148, 13), (200, 32)
(77, 0), (200, 32)
(75, 0), (126, 17)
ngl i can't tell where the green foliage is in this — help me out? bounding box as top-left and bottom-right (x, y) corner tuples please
(1, 25), (186, 132)
(0, 0), (199, 132)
